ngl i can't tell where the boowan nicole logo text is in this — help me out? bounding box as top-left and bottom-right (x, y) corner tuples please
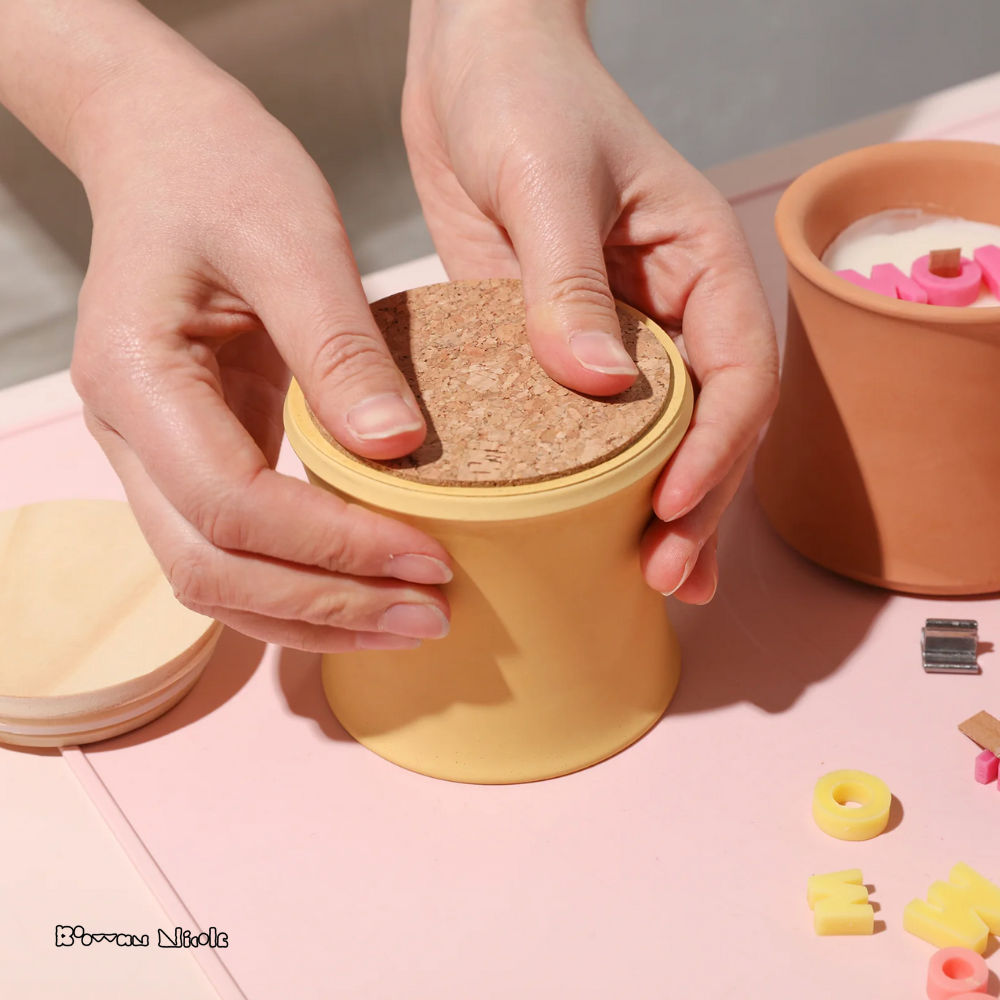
(55, 925), (228, 948)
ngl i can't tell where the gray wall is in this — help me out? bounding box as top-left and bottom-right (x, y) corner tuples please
(3, 0), (1000, 274)
(1, 0), (1000, 387)
(590, 0), (1000, 170)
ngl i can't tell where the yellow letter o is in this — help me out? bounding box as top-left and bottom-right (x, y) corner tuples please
(813, 769), (892, 841)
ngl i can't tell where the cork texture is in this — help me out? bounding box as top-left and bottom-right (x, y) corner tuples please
(311, 279), (673, 487)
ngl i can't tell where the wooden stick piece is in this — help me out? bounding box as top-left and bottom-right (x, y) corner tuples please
(958, 710), (1000, 755)
(928, 247), (962, 278)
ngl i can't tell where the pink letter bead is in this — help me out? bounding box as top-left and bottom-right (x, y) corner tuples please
(926, 946), (990, 999)
(974, 749), (999, 784)
(836, 264), (928, 303)
(872, 263), (929, 303)
(973, 244), (1000, 296)
(911, 254), (983, 306)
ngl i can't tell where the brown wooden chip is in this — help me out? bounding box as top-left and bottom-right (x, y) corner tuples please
(958, 710), (1000, 754)
(928, 247), (962, 278)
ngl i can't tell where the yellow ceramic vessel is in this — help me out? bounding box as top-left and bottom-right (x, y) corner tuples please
(283, 305), (693, 783)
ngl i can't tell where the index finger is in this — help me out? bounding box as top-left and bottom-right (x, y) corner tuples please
(74, 328), (452, 586)
(651, 245), (779, 523)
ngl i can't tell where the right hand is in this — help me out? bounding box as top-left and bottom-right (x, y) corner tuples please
(69, 54), (452, 652)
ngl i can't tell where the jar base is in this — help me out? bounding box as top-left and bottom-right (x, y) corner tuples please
(320, 627), (682, 784)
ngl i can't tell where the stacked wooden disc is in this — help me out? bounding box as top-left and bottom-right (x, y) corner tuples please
(311, 278), (674, 486)
(0, 499), (223, 747)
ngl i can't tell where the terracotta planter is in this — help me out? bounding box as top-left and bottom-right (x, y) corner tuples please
(756, 140), (1000, 595)
(284, 293), (693, 783)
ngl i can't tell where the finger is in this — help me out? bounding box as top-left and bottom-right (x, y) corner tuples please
(671, 532), (718, 605)
(227, 180), (427, 461)
(500, 153), (639, 396)
(171, 547), (451, 638)
(76, 333), (452, 585)
(641, 448), (751, 601)
(193, 606), (424, 654)
(84, 409), (453, 637)
(653, 244), (779, 522)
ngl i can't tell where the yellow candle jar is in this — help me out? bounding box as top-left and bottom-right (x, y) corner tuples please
(284, 280), (693, 783)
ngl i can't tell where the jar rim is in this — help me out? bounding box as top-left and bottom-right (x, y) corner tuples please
(283, 302), (694, 521)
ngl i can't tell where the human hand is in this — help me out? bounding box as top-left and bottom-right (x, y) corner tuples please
(61, 15), (452, 650)
(403, 0), (779, 604)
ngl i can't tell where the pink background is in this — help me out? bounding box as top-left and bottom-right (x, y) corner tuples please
(1, 368), (997, 999)
(5, 80), (1000, 998)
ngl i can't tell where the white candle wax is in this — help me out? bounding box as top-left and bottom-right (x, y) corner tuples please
(822, 209), (1000, 307)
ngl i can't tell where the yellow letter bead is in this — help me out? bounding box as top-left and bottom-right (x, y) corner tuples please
(807, 869), (875, 935)
(812, 769), (892, 841)
(903, 863), (1000, 954)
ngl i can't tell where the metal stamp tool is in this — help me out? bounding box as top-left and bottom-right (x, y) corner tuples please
(921, 619), (979, 674)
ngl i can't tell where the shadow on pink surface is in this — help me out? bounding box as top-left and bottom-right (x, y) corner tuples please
(666, 477), (890, 717)
(665, 474), (999, 720)
(86, 627), (267, 751)
(277, 647), (353, 742)
(863, 885), (888, 934)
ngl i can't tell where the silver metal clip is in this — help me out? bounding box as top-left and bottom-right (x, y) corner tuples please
(921, 619), (979, 674)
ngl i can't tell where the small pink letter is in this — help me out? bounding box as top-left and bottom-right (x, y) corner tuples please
(975, 749), (999, 784)
(836, 264), (928, 303)
(911, 254), (983, 306)
(973, 244), (1000, 297)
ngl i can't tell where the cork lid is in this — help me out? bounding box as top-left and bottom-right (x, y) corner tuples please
(0, 500), (222, 746)
(312, 279), (674, 487)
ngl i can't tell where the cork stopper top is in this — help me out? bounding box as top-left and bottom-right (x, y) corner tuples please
(312, 279), (674, 487)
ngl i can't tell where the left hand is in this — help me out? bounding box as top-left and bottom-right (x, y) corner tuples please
(403, 0), (779, 604)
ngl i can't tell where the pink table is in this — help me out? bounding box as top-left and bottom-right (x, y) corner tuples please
(4, 79), (1000, 999)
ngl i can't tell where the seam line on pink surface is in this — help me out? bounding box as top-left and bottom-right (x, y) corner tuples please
(60, 746), (248, 1000)
(0, 404), (84, 442)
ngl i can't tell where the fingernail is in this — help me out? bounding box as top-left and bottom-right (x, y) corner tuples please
(661, 554), (696, 597)
(705, 565), (720, 603)
(691, 562), (720, 605)
(663, 501), (696, 523)
(355, 632), (422, 651)
(380, 603), (450, 639)
(663, 503), (697, 524)
(346, 393), (422, 441)
(569, 332), (639, 376)
(384, 554), (453, 585)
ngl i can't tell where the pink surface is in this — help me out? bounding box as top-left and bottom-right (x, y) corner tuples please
(61, 747), (245, 1000)
(1, 408), (998, 999)
(8, 103), (1000, 997)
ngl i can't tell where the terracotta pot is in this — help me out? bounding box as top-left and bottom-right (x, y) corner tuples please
(756, 140), (1000, 595)
(284, 302), (693, 784)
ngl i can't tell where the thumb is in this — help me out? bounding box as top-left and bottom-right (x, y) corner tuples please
(245, 232), (426, 461)
(503, 166), (638, 396)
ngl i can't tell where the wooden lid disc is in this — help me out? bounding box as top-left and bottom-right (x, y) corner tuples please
(0, 500), (221, 744)
(313, 279), (674, 487)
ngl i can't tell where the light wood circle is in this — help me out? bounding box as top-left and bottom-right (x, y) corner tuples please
(0, 499), (222, 745)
